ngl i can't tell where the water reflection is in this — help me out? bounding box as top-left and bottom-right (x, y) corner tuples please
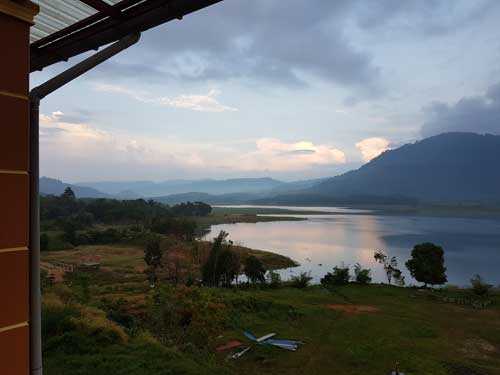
(206, 206), (500, 286)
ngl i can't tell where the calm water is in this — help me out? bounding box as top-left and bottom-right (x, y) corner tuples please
(205, 206), (500, 286)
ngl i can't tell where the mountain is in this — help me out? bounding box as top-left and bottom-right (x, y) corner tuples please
(269, 177), (329, 194)
(40, 177), (110, 198)
(266, 133), (500, 205)
(77, 177), (285, 197)
(154, 192), (265, 205)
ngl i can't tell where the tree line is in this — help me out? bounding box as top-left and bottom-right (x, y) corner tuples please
(41, 187), (212, 250)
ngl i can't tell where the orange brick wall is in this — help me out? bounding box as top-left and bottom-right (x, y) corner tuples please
(0, 2), (37, 374)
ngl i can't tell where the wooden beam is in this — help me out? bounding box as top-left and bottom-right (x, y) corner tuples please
(30, 0), (223, 72)
(79, 0), (121, 17)
(0, 0), (38, 24)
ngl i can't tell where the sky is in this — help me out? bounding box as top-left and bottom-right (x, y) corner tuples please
(31, 0), (500, 183)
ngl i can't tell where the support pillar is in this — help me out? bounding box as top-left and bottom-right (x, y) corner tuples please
(0, 1), (39, 374)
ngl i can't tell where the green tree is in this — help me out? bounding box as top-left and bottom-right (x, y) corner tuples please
(202, 231), (229, 287)
(218, 249), (241, 287)
(374, 250), (399, 284)
(144, 236), (164, 287)
(405, 242), (447, 287)
(244, 255), (266, 284)
(61, 186), (76, 200)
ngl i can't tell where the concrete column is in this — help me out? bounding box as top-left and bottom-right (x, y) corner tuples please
(0, 1), (38, 374)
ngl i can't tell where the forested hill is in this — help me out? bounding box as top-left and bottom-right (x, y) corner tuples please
(40, 177), (110, 198)
(306, 133), (500, 203)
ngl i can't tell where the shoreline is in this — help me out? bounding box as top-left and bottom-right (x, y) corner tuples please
(210, 204), (500, 220)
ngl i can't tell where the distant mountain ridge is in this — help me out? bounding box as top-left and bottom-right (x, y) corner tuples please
(39, 176), (325, 201)
(77, 177), (286, 197)
(265, 133), (500, 205)
(40, 177), (110, 198)
(41, 133), (500, 205)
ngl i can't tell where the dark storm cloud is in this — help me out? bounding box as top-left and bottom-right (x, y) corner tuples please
(421, 83), (500, 137)
(90, 0), (496, 99)
(95, 0), (382, 96)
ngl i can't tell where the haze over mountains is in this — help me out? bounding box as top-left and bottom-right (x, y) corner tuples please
(77, 178), (285, 197)
(41, 133), (500, 206)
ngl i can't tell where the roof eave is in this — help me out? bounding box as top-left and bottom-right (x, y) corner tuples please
(30, 0), (222, 72)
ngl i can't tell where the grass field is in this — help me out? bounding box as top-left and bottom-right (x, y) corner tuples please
(41, 242), (500, 375)
(217, 285), (500, 375)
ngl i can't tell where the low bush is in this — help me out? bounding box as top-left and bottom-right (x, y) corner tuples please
(354, 263), (372, 284)
(289, 272), (313, 289)
(69, 306), (128, 345)
(148, 285), (227, 350)
(42, 292), (127, 353)
(267, 270), (282, 289)
(321, 266), (350, 288)
(470, 274), (493, 296)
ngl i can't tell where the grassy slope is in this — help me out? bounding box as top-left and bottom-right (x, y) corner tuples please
(42, 282), (500, 375)
(42, 243), (297, 276)
(41, 244), (500, 375)
(218, 285), (500, 375)
(44, 340), (229, 375)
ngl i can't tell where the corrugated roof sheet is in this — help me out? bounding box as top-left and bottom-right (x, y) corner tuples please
(30, 0), (122, 42)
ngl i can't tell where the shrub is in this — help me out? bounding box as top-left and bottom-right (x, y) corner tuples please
(374, 250), (403, 285)
(267, 270), (282, 289)
(64, 272), (91, 303)
(69, 306), (128, 345)
(42, 292), (127, 351)
(243, 255), (266, 284)
(148, 285), (227, 350)
(290, 272), (313, 289)
(42, 293), (76, 340)
(470, 274), (492, 296)
(321, 266), (350, 288)
(144, 235), (164, 287)
(100, 298), (137, 330)
(354, 263), (372, 284)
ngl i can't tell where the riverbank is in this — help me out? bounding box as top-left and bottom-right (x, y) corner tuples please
(194, 206), (313, 228)
(216, 203), (500, 219)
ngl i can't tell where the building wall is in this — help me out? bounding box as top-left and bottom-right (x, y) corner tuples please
(0, 2), (38, 374)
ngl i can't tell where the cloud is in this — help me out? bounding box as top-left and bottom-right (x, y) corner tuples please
(353, 0), (496, 36)
(164, 89), (237, 112)
(40, 112), (346, 180)
(232, 138), (346, 172)
(91, 1), (384, 98)
(94, 84), (237, 112)
(421, 83), (500, 137)
(87, 1), (496, 100)
(40, 111), (108, 141)
(355, 137), (391, 162)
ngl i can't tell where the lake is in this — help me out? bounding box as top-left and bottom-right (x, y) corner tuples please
(205, 205), (500, 286)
